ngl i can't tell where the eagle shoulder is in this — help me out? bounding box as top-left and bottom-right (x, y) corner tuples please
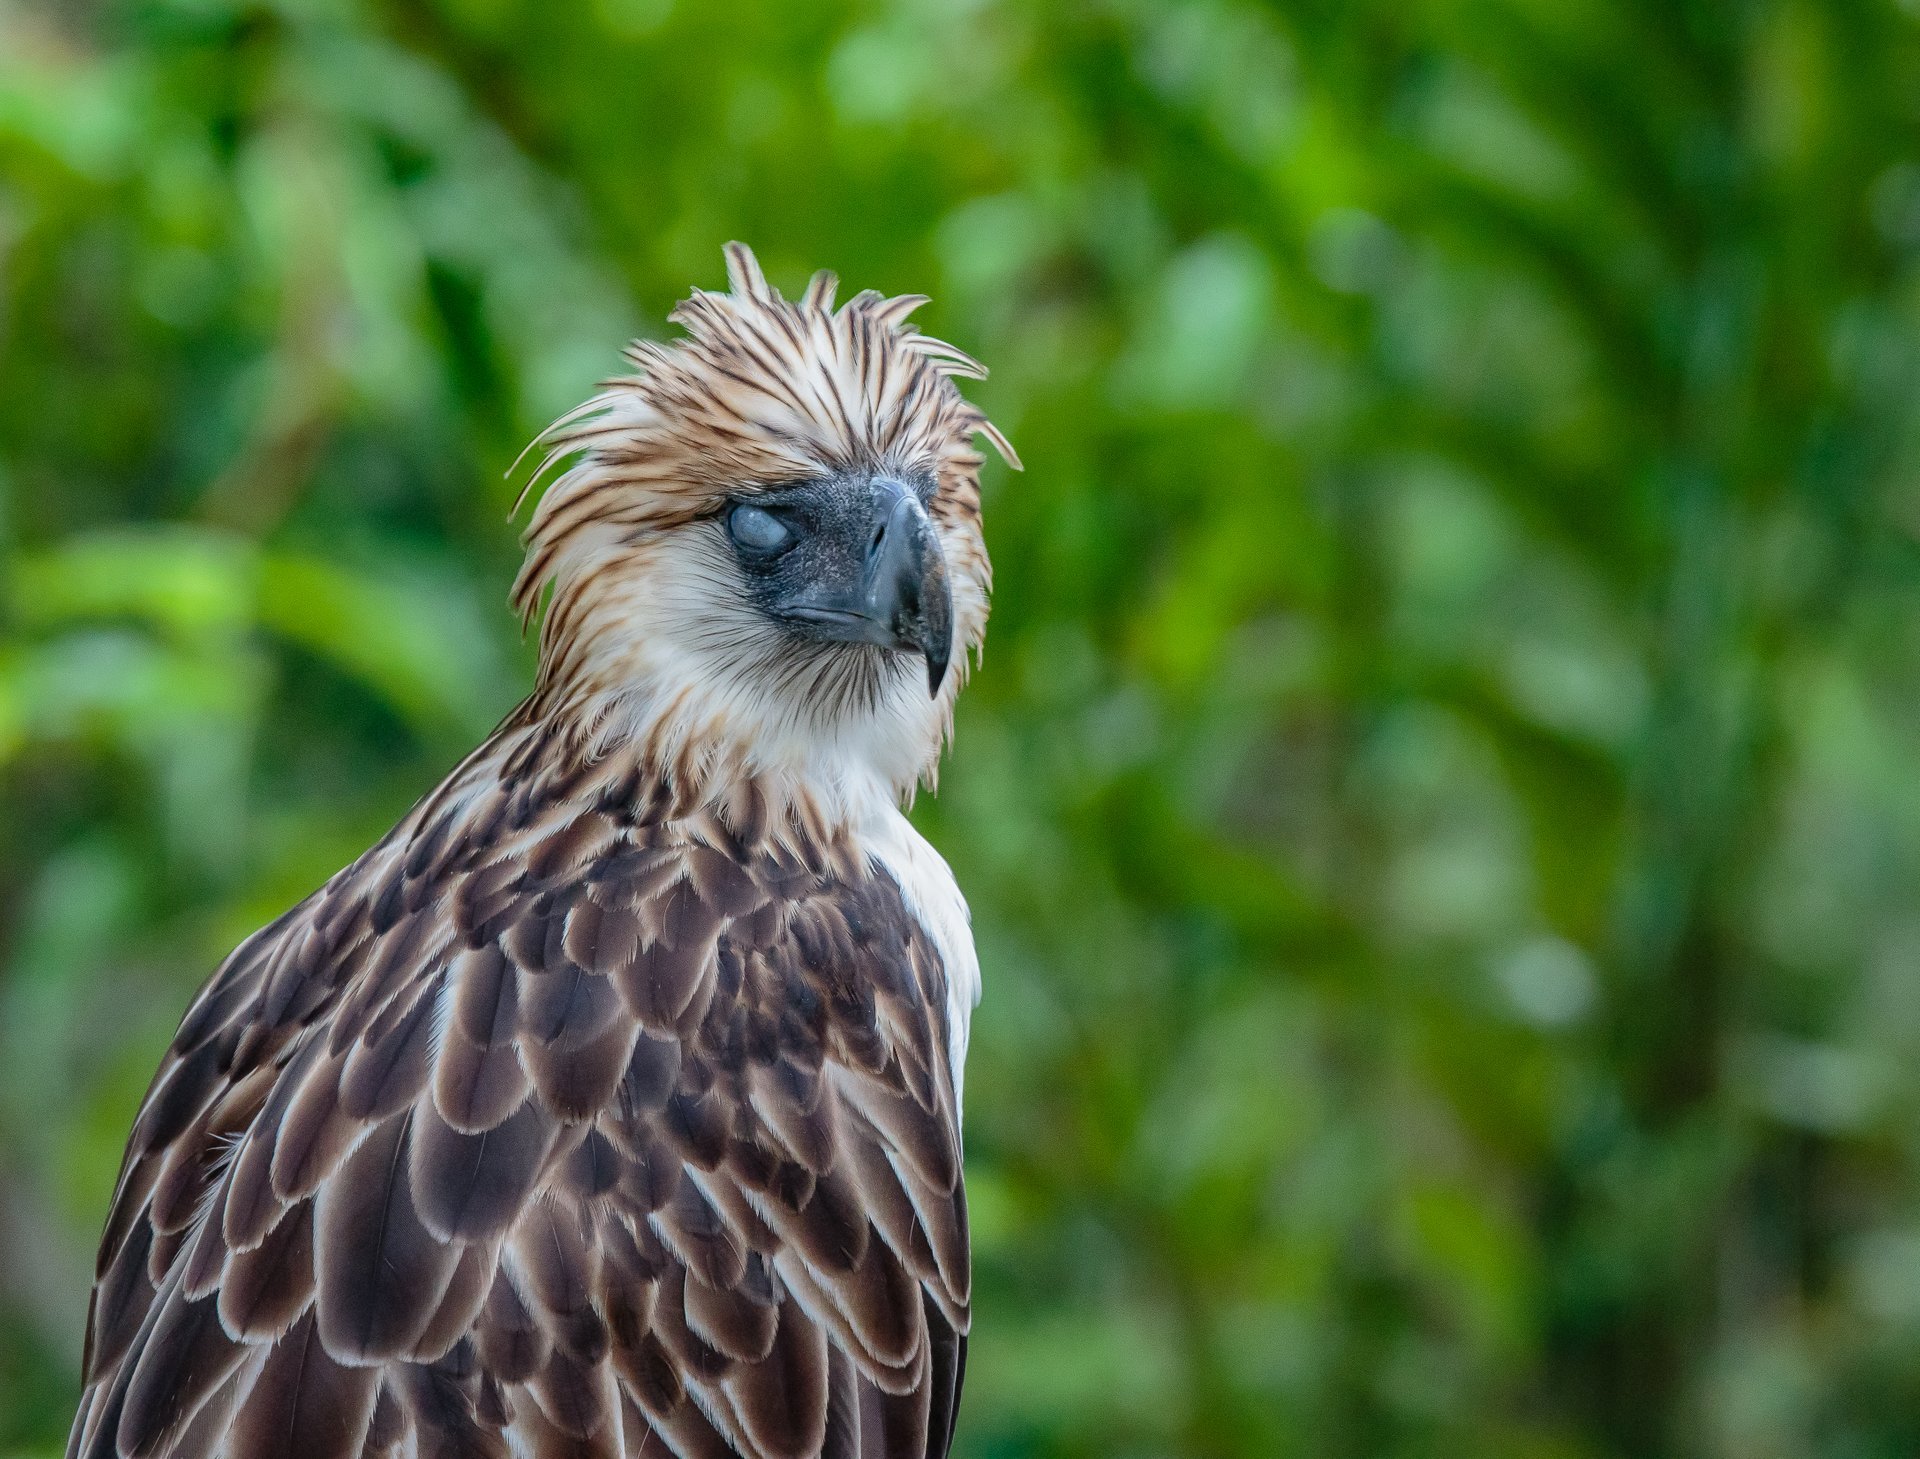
(71, 729), (972, 1459)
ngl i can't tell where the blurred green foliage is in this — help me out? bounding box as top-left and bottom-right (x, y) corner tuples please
(6, 1), (1920, 1456)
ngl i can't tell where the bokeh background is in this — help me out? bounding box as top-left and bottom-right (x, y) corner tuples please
(7, 1), (1920, 1455)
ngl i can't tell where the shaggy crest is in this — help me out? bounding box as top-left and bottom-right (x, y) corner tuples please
(512, 243), (1019, 692)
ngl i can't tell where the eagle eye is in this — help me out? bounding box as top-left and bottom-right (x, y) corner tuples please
(727, 502), (794, 555)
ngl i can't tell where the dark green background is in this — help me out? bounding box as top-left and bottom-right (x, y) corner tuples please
(7, 2), (1920, 1455)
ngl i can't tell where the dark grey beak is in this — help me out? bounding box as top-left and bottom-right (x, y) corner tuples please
(780, 479), (954, 695)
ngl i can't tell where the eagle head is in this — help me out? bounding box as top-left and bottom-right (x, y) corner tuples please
(512, 243), (1018, 809)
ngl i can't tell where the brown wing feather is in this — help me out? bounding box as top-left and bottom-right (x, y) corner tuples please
(69, 718), (970, 1459)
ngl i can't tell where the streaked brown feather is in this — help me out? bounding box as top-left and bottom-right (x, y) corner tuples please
(392, 1360), (511, 1459)
(529, 1345), (617, 1443)
(477, 1269), (548, 1383)
(410, 1098), (556, 1242)
(165, 1355), (260, 1459)
(144, 1225), (188, 1291)
(634, 1384), (738, 1459)
(433, 1025), (534, 1133)
(650, 1267), (733, 1384)
(819, 1345), (860, 1459)
(94, 1150), (162, 1288)
(616, 930), (712, 1032)
(228, 1311), (379, 1459)
(314, 1112), (464, 1361)
(118, 1287), (245, 1458)
(610, 1329), (684, 1416)
(562, 1127), (623, 1199)
(523, 1016), (639, 1120)
(622, 1029), (682, 1111)
(720, 1298), (829, 1459)
(147, 1125), (219, 1240)
(177, 1181), (231, 1298)
(828, 1068), (959, 1202)
(684, 1268), (778, 1365)
(332, 912), (445, 1056)
(518, 1201), (602, 1340)
(856, 1350), (933, 1459)
(218, 1200), (315, 1338)
(257, 923), (336, 1026)
(924, 1305), (966, 1459)
(85, 1219), (155, 1386)
(614, 1132), (684, 1215)
(832, 1237), (923, 1370)
(269, 1050), (360, 1203)
(653, 1178), (745, 1290)
(449, 943), (520, 1046)
(222, 1126), (289, 1253)
(365, 1382), (404, 1454)
(522, 961), (626, 1049)
(663, 1080), (731, 1170)
(564, 892), (646, 982)
(338, 976), (439, 1121)
(778, 1165), (870, 1274)
(413, 1239), (496, 1360)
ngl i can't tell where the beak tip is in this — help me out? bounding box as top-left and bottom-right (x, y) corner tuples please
(926, 653), (950, 697)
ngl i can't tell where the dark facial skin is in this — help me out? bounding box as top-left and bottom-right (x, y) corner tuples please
(725, 473), (956, 695)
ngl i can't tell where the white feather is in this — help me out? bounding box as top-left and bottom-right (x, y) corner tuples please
(859, 791), (981, 1107)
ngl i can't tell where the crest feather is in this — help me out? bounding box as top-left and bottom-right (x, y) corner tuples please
(507, 244), (1019, 676)
(803, 270), (839, 312)
(873, 294), (931, 327)
(722, 240), (774, 301)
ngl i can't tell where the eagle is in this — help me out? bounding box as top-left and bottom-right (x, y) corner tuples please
(67, 243), (1019, 1459)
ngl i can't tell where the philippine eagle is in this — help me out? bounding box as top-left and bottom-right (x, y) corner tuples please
(68, 244), (1019, 1459)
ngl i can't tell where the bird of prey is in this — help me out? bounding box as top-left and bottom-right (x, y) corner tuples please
(67, 243), (1019, 1459)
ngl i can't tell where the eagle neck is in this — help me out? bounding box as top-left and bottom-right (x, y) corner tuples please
(518, 672), (940, 831)
(496, 686), (919, 852)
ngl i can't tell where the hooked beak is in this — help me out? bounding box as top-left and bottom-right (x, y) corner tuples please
(780, 479), (955, 695)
